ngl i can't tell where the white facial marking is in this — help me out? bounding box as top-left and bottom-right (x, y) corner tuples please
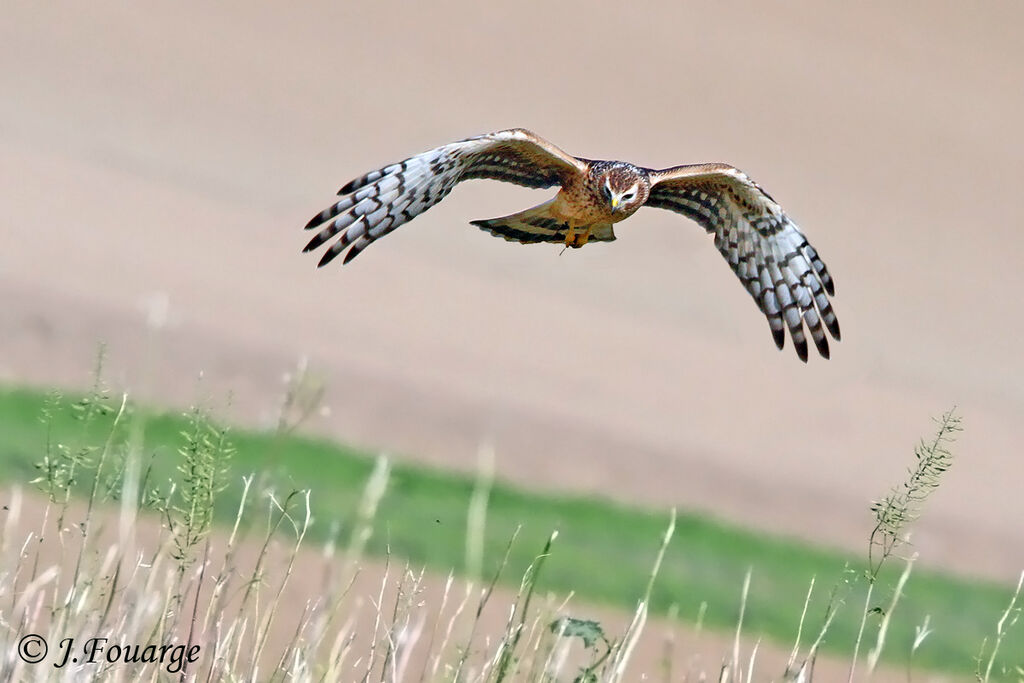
(615, 183), (639, 206)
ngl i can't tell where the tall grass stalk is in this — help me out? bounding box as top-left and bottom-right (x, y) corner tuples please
(979, 570), (1024, 682)
(849, 409), (960, 682)
(3, 369), (1017, 681)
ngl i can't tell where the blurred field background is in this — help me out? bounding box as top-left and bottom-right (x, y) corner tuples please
(1, 0), (1023, 679)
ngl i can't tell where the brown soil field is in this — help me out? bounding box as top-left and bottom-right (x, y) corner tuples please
(1, 0), (1021, 600)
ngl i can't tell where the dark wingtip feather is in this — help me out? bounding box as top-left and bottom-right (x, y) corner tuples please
(795, 338), (809, 362)
(338, 178), (359, 195)
(824, 278), (835, 296)
(305, 211), (328, 230)
(771, 325), (785, 350)
(814, 335), (831, 359)
(342, 244), (365, 265)
(832, 320), (842, 341)
(303, 229), (331, 253)
(317, 245), (343, 268)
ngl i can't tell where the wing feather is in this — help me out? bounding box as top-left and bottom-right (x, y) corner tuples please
(303, 129), (586, 265)
(646, 164), (839, 361)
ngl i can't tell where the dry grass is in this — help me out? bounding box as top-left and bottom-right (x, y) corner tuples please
(0, 365), (1019, 681)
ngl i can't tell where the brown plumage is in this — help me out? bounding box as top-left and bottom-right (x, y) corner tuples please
(303, 129), (840, 361)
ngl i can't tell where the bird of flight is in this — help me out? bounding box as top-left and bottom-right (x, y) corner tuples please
(303, 128), (840, 361)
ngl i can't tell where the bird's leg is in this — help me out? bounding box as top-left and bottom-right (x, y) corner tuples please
(571, 227), (591, 248)
(563, 221), (577, 246)
(563, 222), (591, 249)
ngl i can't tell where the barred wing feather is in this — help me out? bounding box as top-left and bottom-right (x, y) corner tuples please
(646, 164), (840, 361)
(303, 129), (585, 266)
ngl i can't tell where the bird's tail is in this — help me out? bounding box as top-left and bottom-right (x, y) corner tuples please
(471, 199), (616, 245)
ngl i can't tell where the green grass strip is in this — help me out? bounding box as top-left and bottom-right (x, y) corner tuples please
(0, 384), (1019, 674)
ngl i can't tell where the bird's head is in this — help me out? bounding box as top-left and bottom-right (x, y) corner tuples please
(597, 164), (650, 214)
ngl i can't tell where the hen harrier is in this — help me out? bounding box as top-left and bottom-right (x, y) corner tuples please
(304, 128), (840, 361)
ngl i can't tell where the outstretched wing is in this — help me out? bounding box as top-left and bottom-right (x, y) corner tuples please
(645, 164), (839, 361)
(303, 129), (587, 266)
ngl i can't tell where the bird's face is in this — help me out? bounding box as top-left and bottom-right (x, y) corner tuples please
(598, 166), (649, 215)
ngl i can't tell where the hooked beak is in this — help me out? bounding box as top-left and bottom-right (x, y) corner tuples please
(610, 196), (620, 211)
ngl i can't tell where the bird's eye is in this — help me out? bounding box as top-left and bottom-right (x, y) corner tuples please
(622, 192), (634, 201)
(602, 184), (612, 199)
